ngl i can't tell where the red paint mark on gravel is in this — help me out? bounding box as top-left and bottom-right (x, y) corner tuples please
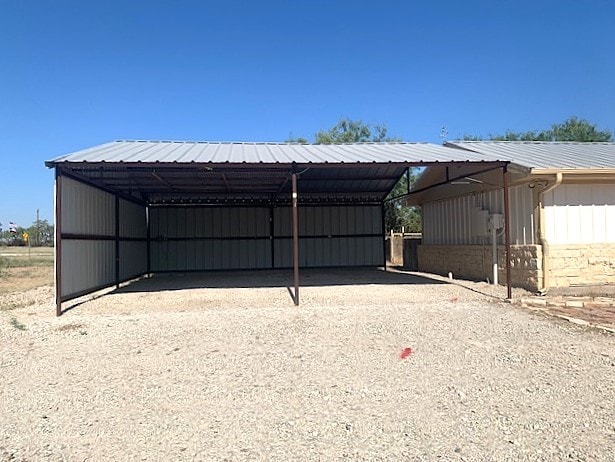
(400, 347), (413, 359)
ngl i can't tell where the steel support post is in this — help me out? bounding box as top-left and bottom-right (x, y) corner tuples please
(291, 172), (300, 305)
(503, 166), (513, 300)
(55, 168), (63, 316)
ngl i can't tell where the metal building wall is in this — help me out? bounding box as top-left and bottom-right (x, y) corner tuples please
(59, 176), (148, 301)
(422, 184), (535, 245)
(60, 177), (116, 298)
(149, 207), (272, 271)
(544, 183), (615, 244)
(149, 205), (383, 271)
(274, 205), (383, 268)
(119, 199), (148, 280)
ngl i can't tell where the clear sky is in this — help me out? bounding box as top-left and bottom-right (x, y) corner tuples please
(1, 0), (613, 228)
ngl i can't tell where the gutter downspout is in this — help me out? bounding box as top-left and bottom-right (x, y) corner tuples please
(538, 172), (563, 294)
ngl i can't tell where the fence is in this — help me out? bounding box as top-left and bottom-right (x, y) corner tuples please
(386, 232), (421, 270)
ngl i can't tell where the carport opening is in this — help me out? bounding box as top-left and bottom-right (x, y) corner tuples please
(46, 141), (511, 315)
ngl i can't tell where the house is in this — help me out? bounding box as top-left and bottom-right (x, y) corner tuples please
(405, 141), (615, 294)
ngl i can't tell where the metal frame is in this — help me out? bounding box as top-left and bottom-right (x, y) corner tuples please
(52, 154), (514, 316)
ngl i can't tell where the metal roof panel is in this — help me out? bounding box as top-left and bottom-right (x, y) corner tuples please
(446, 141), (615, 170)
(46, 140), (511, 166)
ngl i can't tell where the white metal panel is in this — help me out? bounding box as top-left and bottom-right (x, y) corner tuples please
(60, 177), (118, 299)
(422, 184), (534, 245)
(61, 177), (114, 235)
(544, 183), (615, 244)
(61, 240), (115, 297)
(119, 199), (147, 238)
(119, 241), (147, 280)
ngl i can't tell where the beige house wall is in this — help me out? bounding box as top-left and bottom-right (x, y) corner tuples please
(418, 244), (543, 292)
(548, 243), (615, 288)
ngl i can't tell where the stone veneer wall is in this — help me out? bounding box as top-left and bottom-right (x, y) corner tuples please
(548, 244), (615, 288)
(417, 244), (543, 292)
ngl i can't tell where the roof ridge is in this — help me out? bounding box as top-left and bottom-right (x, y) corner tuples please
(114, 139), (424, 146)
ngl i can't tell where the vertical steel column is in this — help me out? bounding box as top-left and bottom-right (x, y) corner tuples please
(381, 203), (387, 271)
(292, 172), (299, 305)
(269, 206), (275, 268)
(54, 168), (63, 317)
(503, 166), (513, 300)
(115, 195), (120, 289)
(146, 206), (151, 275)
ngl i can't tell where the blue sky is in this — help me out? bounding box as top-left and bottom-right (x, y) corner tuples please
(1, 0), (613, 227)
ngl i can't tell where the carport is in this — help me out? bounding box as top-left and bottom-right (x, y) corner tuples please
(46, 140), (511, 315)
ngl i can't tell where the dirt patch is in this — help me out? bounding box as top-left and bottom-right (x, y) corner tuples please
(0, 247), (54, 295)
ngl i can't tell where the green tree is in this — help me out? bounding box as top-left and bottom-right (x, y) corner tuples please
(465, 116), (613, 142)
(541, 116), (612, 142)
(27, 219), (54, 247)
(315, 118), (391, 144)
(384, 170), (422, 233)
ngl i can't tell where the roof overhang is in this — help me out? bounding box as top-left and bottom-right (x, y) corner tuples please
(47, 141), (512, 206)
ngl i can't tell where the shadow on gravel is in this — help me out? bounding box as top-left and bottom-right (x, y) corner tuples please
(111, 267), (446, 294)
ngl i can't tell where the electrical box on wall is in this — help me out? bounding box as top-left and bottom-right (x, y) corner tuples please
(471, 207), (490, 237)
(488, 214), (505, 232)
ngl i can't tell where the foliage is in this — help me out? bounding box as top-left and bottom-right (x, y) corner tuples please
(384, 170), (422, 233)
(10, 317), (27, 330)
(465, 116), (613, 142)
(314, 118), (393, 144)
(0, 219), (53, 246)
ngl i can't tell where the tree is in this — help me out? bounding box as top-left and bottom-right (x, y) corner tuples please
(27, 219), (54, 247)
(385, 170), (422, 233)
(464, 116), (613, 142)
(289, 117), (420, 232)
(542, 117), (612, 142)
(314, 118), (392, 144)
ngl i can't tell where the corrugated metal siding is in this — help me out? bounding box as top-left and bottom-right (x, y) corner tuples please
(61, 240), (115, 297)
(149, 205), (383, 271)
(60, 178), (116, 297)
(273, 205), (382, 268)
(120, 199), (147, 238)
(422, 184), (535, 245)
(149, 207), (271, 271)
(119, 241), (147, 279)
(544, 184), (615, 244)
(61, 177), (114, 235)
(119, 199), (147, 279)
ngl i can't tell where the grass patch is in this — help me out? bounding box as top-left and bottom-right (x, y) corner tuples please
(10, 317), (27, 331)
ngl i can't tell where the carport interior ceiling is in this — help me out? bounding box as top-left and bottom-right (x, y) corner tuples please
(46, 140), (509, 205)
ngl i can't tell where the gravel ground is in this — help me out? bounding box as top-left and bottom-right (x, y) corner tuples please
(1, 268), (614, 461)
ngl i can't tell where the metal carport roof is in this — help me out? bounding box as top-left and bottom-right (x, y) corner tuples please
(46, 140), (509, 205)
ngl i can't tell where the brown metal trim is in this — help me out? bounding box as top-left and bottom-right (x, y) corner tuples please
(274, 233), (384, 240)
(52, 160), (509, 170)
(269, 206), (275, 268)
(55, 168), (63, 316)
(292, 171), (299, 306)
(503, 166), (513, 300)
(381, 203), (387, 271)
(147, 202), (383, 208)
(152, 233), (383, 242)
(61, 234), (146, 242)
(115, 195), (120, 289)
(387, 164), (509, 202)
(146, 206), (151, 275)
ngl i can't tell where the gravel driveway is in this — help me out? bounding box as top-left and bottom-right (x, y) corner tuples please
(1, 269), (614, 461)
